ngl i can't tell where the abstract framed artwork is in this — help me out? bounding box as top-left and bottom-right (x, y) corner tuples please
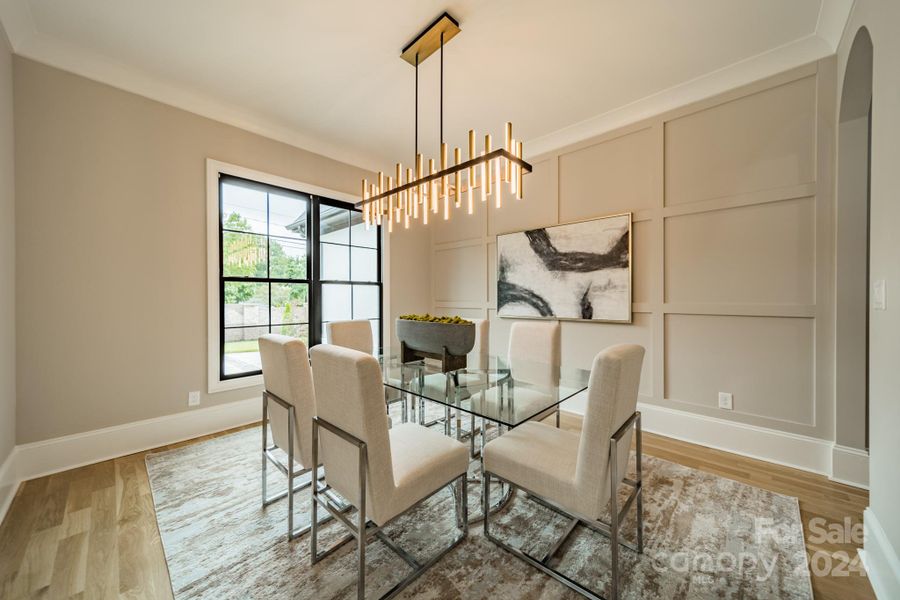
(497, 213), (632, 323)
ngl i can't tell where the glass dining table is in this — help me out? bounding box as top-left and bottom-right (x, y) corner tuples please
(378, 350), (591, 521)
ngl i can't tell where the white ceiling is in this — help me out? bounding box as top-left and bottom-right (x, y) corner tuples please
(0, 0), (852, 171)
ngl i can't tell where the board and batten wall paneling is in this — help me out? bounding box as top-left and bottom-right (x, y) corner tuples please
(559, 126), (656, 221)
(664, 75), (817, 206)
(664, 314), (815, 425)
(433, 243), (487, 305)
(431, 59), (836, 442)
(664, 197), (816, 305)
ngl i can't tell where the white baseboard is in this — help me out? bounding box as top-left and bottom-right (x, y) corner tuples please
(562, 401), (873, 487)
(564, 399), (838, 476)
(16, 398), (260, 481)
(0, 397), (260, 525)
(862, 508), (900, 600)
(830, 444), (869, 489)
(634, 402), (834, 475)
(0, 446), (19, 525)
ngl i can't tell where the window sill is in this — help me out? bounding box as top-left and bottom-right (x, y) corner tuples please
(208, 373), (263, 395)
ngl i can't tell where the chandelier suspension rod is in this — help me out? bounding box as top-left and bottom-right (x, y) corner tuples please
(360, 11), (531, 226)
(414, 51), (419, 160)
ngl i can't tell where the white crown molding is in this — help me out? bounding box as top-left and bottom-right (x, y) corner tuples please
(0, 0), (35, 51)
(815, 0), (856, 51)
(3, 0), (854, 173)
(861, 507), (900, 600)
(0, 0), (382, 172)
(527, 34), (833, 158)
(16, 33), (384, 172)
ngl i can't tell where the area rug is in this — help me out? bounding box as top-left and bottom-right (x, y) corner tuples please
(146, 421), (812, 599)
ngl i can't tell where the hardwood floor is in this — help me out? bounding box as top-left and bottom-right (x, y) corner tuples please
(0, 416), (875, 600)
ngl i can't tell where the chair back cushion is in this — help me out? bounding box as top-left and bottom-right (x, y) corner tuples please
(575, 344), (644, 519)
(258, 334), (316, 469)
(325, 320), (374, 355)
(309, 344), (394, 513)
(508, 320), (560, 388)
(467, 318), (490, 370)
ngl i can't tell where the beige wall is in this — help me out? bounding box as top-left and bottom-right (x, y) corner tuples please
(429, 61), (837, 441)
(0, 26), (15, 473)
(12, 58), (431, 444)
(837, 2), (900, 593)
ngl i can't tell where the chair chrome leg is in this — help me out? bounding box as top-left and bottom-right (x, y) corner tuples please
(636, 412), (643, 554)
(609, 435), (619, 600)
(287, 404), (297, 542)
(482, 471), (490, 537)
(357, 437), (368, 600)
(310, 418), (319, 564)
(261, 392), (269, 506)
(460, 474), (469, 538)
(556, 408), (561, 428)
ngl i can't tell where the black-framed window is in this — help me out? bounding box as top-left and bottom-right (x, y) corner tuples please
(219, 174), (381, 380)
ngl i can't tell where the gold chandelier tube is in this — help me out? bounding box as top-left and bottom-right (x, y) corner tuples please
(454, 147), (461, 208)
(440, 142), (448, 200)
(505, 122), (512, 185)
(468, 130), (475, 214)
(429, 158), (437, 213)
(517, 141), (524, 199)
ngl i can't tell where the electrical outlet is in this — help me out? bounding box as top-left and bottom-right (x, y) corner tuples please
(718, 392), (733, 410)
(188, 391), (201, 407)
(873, 280), (887, 310)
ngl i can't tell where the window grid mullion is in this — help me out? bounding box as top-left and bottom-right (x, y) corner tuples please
(267, 191), (272, 337)
(219, 177), (381, 380)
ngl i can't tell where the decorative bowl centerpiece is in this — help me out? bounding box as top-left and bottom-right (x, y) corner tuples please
(396, 314), (475, 371)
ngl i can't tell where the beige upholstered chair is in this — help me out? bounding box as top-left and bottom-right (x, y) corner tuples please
(325, 319), (374, 354)
(482, 344), (645, 600)
(326, 318), (411, 427)
(472, 320), (562, 429)
(258, 334), (320, 540)
(308, 344), (469, 599)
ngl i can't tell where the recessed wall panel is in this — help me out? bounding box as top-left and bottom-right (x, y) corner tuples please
(665, 197), (815, 304)
(664, 76), (815, 205)
(559, 128), (655, 222)
(432, 197), (486, 244)
(433, 244), (486, 304)
(489, 159), (556, 236)
(561, 314), (653, 397)
(664, 314), (814, 425)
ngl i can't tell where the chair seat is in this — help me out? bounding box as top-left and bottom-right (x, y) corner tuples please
(382, 423), (469, 524)
(483, 421), (581, 513)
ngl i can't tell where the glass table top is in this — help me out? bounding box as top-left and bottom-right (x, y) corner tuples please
(379, 352), (591, 428)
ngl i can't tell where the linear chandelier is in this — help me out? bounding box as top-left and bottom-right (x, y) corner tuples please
(360, 12), (533, 232)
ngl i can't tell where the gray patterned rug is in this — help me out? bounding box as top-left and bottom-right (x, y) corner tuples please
(146, 420), (812, 599)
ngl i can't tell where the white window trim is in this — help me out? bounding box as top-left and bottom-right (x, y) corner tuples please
(206, 159), (381, 393)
